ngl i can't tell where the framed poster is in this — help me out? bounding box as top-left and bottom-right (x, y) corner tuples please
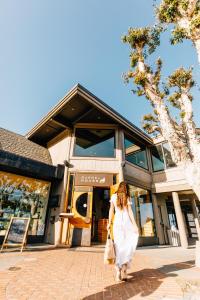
(1, 217), (30, 253)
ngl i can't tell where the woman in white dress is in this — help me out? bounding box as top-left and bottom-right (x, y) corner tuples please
(107, 182), (139, 281)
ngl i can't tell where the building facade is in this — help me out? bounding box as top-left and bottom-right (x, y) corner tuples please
(0, 84), (199, 248)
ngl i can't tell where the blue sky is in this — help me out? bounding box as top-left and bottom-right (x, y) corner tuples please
(0, 0), (199, 135)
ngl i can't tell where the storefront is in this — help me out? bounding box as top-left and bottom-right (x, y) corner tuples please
(2, 84), (199, 248)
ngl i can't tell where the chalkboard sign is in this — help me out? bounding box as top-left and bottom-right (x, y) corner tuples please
(1, 217), (30, 252)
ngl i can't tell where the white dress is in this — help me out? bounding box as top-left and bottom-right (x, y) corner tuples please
(110, 193), (139, 269)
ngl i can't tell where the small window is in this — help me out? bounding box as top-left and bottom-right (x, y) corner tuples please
(124, 135), (148, 170)
(151, 145), (164, 172)
(74, 128), (115, 157)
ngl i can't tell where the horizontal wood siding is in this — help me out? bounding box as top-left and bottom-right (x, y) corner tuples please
(69, 158), (120, 173)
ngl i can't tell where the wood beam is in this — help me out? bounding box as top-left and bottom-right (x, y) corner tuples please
(50, 118), (69, 129)
(53, 115), (72, 129)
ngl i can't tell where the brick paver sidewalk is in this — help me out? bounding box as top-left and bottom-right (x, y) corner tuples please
(0, 246), (185, 300)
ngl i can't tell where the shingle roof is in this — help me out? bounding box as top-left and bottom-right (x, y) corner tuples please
(0, 127), (52, 165)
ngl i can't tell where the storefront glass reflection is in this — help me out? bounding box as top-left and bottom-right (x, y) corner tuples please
(0, 171), (50, 237)
(128, 185), (155, 237)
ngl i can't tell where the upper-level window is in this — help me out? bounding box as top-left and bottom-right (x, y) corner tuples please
(151, 145), (164, 172)
(151, 142), (176, 172)
(124, 135), (148, 170)
(74, 128), (115, 157)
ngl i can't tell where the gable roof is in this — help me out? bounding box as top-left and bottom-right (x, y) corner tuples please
(26, 84), (153, 146)
(0, 127), (52, 165)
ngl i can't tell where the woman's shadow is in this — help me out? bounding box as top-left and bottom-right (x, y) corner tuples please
(82, 260), (194, 300)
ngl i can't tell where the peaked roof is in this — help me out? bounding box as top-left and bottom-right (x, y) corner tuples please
(26, 84), (153, 145)
(0, 127), (52, 165)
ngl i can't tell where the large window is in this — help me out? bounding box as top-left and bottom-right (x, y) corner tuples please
(128, 185), (155, 237)
(124, 135), (148, 170)
(151, 142), (176, 172)
(74, 128), (115, 157)
(0, 171), (50, 237)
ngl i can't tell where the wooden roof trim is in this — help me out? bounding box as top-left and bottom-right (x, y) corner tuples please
(26, 84), (153, 145)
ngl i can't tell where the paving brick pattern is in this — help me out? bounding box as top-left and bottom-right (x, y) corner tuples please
(0, 247), (184, 300)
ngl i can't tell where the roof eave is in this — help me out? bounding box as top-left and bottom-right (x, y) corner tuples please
(26, 84), (153, 145)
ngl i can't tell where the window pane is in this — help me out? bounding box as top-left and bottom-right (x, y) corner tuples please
(128, 185), (155, 237)
(162, 142), (176, 168)
(151, 145), (164, 171)
(74, 128), (115, 157)
(124, 135), (148, 170)
(0, 171), (50, 237)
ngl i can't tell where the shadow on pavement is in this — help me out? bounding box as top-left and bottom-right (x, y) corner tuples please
(82, 260), (194, 300)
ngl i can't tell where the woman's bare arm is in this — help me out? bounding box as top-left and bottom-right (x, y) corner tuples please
(107, 202), (114, 230)
(127, 204), (139, 234)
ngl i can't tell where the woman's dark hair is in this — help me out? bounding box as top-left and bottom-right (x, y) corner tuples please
(116, 181), (130, 209)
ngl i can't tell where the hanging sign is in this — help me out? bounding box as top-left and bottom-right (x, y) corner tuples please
(75, 173), (113, 187)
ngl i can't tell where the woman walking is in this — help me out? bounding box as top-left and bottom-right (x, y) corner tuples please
(107, 182), (139, 281)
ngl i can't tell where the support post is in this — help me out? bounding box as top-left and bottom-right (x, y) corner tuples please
(191, 198), (200, 241)
(152, 194), (165, 244)
(172, 192), (188, 248)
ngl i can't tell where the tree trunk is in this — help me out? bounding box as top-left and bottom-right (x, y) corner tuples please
(156, 101), (187, 163)
(194, 39), (200, 65)
(137, 59), (188, 164)
(145, 87), (188, 164)
(181, 93), (200, 162)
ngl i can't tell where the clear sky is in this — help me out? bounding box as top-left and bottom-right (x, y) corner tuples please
(0, 0), (200, 135)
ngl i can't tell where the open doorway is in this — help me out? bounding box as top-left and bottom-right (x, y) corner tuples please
(91, 187), (110, 243)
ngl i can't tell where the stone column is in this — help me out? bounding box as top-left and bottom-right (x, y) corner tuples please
(191, 198), (200, 240)
(152, 194), (165, 244)
(172, 192), (188, 248)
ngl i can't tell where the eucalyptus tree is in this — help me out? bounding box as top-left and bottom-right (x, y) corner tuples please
(157, 0), (200, 63)
(122, 26), (200, 199)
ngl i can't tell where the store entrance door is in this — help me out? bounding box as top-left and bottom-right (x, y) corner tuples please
(91, 187), (110, 243)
